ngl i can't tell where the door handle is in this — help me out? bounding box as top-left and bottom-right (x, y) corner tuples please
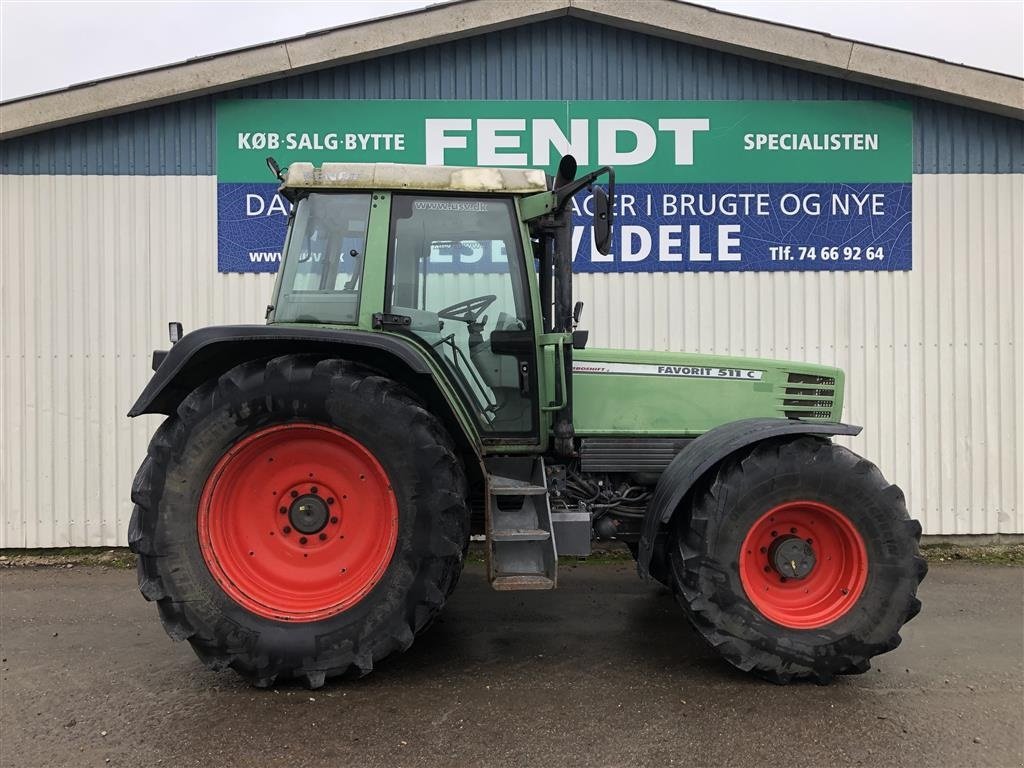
(518, 360), (531, 397)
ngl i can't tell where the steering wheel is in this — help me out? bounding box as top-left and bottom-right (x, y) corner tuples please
(437, 294), (497, 326)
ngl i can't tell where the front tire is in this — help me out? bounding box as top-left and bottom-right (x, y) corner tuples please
(128, 355), (469, 688)
(670, 436), (926, 683)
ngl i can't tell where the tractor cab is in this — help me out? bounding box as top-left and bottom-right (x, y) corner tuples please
(267, 157), (613, 446)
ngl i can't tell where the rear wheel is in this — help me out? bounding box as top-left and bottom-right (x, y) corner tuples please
(129, 355), (469, 688)
(669, 436), (926, 683)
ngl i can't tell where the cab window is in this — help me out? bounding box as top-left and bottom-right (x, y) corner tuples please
(272, 193), (371, 324)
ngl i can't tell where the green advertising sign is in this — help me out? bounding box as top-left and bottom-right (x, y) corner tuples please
(217, 99), (912, 183)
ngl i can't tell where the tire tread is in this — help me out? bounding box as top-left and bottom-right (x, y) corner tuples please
(669, 436), (926, 684)
(128, 355), (469, 688)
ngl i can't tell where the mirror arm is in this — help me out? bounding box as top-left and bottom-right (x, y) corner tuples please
(551, 166), (614, 214)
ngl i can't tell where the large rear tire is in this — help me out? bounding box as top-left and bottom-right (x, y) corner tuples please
(669, 436), (926, 684)
(128, 355), (469, 688)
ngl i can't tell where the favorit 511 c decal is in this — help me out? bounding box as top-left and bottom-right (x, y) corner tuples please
(572, 361), (765, 380)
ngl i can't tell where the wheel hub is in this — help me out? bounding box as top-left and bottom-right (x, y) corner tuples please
(738, 500), (868, 629)
(197, 423), (399, 622)
(289, 494), (329, 534)
(769, 535), (816, 579)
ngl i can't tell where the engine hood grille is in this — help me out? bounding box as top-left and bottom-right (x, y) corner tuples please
(778, 372), (837, 420)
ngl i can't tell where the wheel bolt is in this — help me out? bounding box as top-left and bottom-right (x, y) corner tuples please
(310, 486), (318, 494)
(770, 530), (778, 537)
(290, 490), (299, 498)
(330, 516), (339, 525)
(327, 497), (335, 505)
(279, 506), (287, 515)
(763, 565), (771, 573)
(759, 546), (767, 554)
(790, 527), (797, 534)
(283, 526), (291, 534)
(299, 536), (308, 545)
(319, 533), (327, 541)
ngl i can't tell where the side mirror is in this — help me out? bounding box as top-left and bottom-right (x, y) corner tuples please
(592, 185), (612, 255)
(266, 156), (284, 181)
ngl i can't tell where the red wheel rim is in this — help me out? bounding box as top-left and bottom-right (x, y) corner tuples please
(738, 501), (868, 629)
(198, 424), (398, 622)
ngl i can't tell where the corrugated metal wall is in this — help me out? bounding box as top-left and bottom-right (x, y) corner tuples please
(2, 172), (1020, 546)
(1, 16), (1022, 546)
(0, 176), (274, 547)
(3, 18), (1023, 176)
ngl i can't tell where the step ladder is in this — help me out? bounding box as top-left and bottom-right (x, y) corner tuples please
(485, 456), (557, 590)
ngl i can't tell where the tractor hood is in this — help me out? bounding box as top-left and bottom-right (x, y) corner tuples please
(570, 347), (844, 437)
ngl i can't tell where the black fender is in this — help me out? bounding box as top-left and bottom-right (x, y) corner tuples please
(126, 324), (486, 472)
(129, 323), (488, 505)
(636, 417), (862, 579)
(128, 325), (438, 416)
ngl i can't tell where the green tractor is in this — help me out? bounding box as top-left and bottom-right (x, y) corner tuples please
(128, 156), (925, 688)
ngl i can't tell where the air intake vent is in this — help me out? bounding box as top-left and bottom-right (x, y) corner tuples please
(780, 373), (836, 419)
(579, 438), (692, 474)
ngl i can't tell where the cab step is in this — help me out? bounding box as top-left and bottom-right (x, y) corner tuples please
(490, 528), (551, 542)
(491, 575), (555, 591)
(484, 456), (557, 590)
(488, 475), (548, 495)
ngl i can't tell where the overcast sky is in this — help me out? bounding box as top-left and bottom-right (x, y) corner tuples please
(1, 0), (1021, 101)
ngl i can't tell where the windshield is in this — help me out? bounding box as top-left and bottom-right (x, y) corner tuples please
(272, 193), (371, 324)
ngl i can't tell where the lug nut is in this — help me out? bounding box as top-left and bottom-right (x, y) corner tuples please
(279, 506), (287, 515)
(283, 526), (291, 534)
(290, 490), (299, 498)
(790, 527), (797, 534)
(319, 533), (327, 541)
(310, 486), (318, 494)
(330, 516), (339, 524)
(299, 536), (308, 545)
(327, 497), (335, 505)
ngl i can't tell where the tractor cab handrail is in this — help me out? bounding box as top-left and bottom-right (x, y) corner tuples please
(538, 332), (571, 412)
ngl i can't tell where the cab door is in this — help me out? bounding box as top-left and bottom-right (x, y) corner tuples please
(385, 194), (540, 443)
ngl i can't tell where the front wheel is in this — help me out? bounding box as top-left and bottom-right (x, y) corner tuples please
(670, 436), (926, 683)
(129, 356), (470, 688)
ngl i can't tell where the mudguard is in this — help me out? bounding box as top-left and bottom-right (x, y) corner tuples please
(127, 324), (433, 417)
(636, 417), (862, 578)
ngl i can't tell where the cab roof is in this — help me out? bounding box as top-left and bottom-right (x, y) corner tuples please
(282, 162), (549, 194)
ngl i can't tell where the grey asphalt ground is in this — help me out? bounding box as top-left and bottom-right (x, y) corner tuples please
(1, 562), (1022, 768)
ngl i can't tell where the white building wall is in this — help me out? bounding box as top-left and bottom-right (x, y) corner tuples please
(1, 173), (1021, 547)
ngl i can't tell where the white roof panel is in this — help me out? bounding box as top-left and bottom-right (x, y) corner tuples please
(282, 162), (549, 194)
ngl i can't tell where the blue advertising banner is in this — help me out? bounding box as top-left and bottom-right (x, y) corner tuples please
(216, 100), (913, 273)
(569, 183), (911, 272)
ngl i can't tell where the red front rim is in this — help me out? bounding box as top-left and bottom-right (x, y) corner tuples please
(738, 501), (868, 629)
(198, 424), (398, 622)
